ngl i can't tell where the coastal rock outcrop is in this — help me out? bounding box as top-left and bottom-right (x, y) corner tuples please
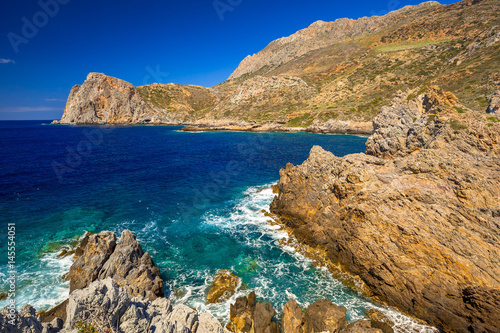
(54, 73), (155, 125)
(67, 230), (163, 300)
(306, 120), (373, 135)
(226, 291), (279, 333)
(270, 88), (500, 332)
(55, 1), (500, 129)
(206, 270), (240, 304)
(63, 278), (225, 333)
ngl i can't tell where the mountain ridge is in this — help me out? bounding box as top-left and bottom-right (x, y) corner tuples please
(54, 0), (500, 129)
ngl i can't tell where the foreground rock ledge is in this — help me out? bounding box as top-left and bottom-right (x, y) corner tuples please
(270, 87), (500, 333)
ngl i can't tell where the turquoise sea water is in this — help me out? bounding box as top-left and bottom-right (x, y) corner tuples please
(0, 121), (432, 332)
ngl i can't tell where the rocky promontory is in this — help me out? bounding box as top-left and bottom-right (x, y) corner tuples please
(270, 86), (500, 332)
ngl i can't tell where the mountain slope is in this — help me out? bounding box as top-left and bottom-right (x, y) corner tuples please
(55, 0), (500, 128)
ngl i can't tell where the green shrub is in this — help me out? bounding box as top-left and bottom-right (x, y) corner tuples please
(449, 119), (467, 130)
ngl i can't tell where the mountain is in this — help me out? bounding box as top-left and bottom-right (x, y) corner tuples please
(54, 0), (500, 130)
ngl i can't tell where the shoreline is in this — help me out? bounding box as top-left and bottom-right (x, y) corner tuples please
(50, 120), (374, 136)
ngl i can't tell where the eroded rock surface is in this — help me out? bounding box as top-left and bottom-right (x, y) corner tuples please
(486, 91), (500, 115)
(206, 270), (240, 304)
(63, 278), (225, 333)
(226, 291), (279, 333)
(67, 230), (163, 300)
(270, 88), (500, 332)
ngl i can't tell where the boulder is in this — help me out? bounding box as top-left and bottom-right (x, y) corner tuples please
(227, 291), (279, 333)
(207, 270), (240, 303)
(303, 299), (347, 333)
(486, 91), (500, 115)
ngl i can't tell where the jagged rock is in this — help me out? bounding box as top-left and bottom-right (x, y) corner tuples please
(42, 318), (63, 333)
(270, 88), (500, 332)
(227, 291), (279, 333)
(281, 300), (304, 333)
(64, 278), (131, 331)
(341, 320), (383, 333)
(54, 73), (154, 124)
(97, 230), (163, 300)
(40, 300), (68, 323)
(67, 231), (117, 293)
(0, 304), (43, 333)
(67, 230), (163, 301)
(64, 278), (225, 333)
(197, 312), (226, 333)
(303, 299), (347, 333)
(486, 91), (500, 115)
(206, 270), (240, 304)
(365, 86), (463, 158)
(364, 309), (394, 328)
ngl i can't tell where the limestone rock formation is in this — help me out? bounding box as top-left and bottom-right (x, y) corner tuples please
(227, 2), (440, 81)
(67, 231), (117, 293)
(54, 73), (154, 124)
(270, 88), (500, 332)
(281, 300), (304, 333)
(226, 291), (279, 333)
(67, 230), (163, 300)
(63, 278), (225, 333)
(486, 91), (500, 115)
(306, 120), (373, 135)
(281, 299), (355, 333)
(206, 270), (240, 304)
(303, 300), (347, 333)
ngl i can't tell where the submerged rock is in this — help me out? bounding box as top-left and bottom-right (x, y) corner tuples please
(207, 270), (240, 304)
(364, 309), (394, 328)
(270, 87), (500, 332)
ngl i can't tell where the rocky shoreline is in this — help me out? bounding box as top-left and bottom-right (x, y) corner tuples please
(178, 120), (373, 135)
(270, 87), (500, 332)
(1, 230), (409, 333)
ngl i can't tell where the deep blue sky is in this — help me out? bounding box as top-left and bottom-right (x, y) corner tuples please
(0, 0), (456, 120)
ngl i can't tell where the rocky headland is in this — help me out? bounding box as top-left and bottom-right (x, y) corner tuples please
(270, 86), (500, 332)
(53, 0), (500, 131)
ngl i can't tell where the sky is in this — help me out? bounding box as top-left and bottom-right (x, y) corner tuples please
(0, 0), (457, 120)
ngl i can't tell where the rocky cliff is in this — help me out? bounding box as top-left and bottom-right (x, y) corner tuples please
(270, 87), (500, 332)
(54, 0), (500, 131)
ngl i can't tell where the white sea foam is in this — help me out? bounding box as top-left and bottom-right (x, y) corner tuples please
(0, 251), (72, 311)
(187, 183), (437, 332)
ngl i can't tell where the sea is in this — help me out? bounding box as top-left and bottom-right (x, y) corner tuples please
(0, 121), (434, 332)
